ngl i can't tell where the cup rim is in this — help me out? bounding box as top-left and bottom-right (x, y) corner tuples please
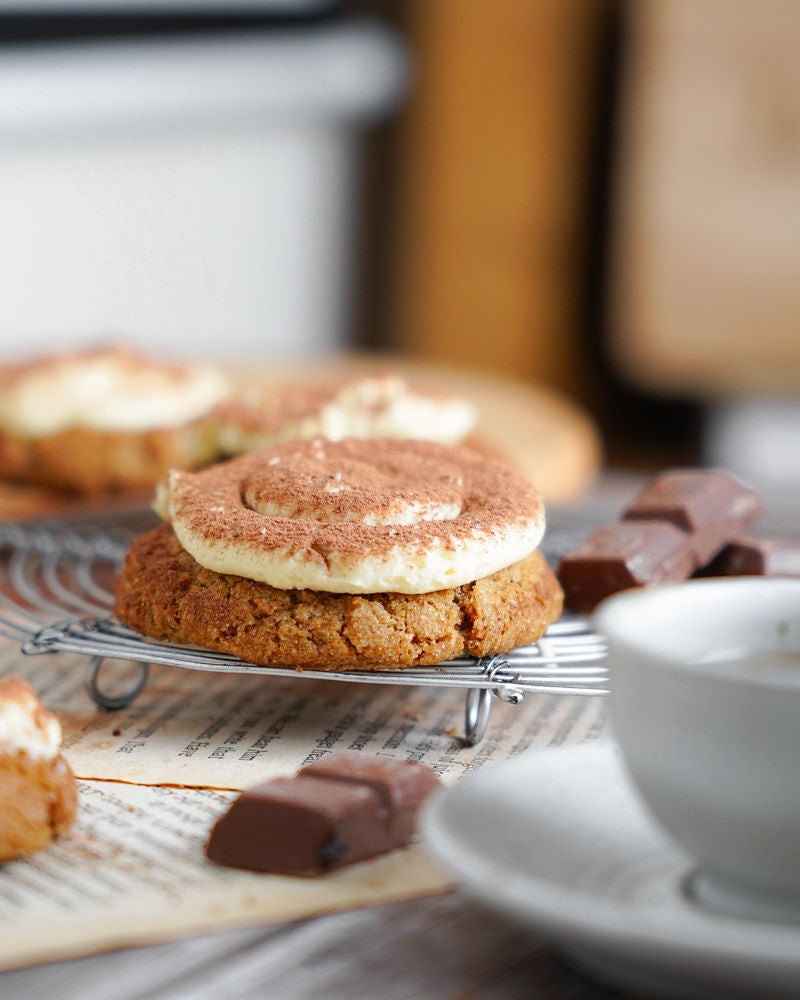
(593, 577), (800, 686)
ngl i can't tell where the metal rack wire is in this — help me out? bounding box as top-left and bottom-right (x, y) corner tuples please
(0, 511), (607, 745)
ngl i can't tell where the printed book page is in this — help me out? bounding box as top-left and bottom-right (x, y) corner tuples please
(0, 639), (607, 969)
(0, 778), (449, 970)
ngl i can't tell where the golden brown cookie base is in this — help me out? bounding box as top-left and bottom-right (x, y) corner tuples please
(114, 524), (563, 671)
(0, 751), (78, 861)
(0, 420), (220, 496)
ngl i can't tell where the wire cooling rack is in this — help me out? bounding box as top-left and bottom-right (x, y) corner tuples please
(0, 509), (607, 745)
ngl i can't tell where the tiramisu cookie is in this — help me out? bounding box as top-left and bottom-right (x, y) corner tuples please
(115, 439), (563, 669)
(0, 678), (77, 861)
(217, 374), (479, 455)
(0, 346), (229, 495)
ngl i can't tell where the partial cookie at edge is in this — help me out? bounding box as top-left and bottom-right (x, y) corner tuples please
(0, 678), (78, 862)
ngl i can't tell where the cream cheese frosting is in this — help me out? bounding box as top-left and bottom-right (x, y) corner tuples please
(218, 375), (478, 453)
(0, 347), (229, 437)
(0, 678), (61, 761)
(157, 438), (545, 594)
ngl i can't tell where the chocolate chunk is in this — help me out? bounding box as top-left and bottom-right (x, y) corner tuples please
(205, 753), (440, 876)
(558, 521), (695, 613)
(301, 751), (441, 844)
(699, 536), (800, 578)
(623, 469), (763, 565)
(205, 775), (386, 875)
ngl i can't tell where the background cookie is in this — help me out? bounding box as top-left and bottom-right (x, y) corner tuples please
(0, 346), (228, 496)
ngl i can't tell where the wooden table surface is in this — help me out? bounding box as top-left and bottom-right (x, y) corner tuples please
(0, 891), (624, 1000)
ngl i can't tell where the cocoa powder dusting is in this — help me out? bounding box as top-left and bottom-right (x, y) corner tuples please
(168, 438), (542, 562)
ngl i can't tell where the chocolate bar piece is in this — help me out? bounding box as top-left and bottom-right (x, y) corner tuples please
(300, 752), (439, 844)
(623, 469), (763, 565)
(558, 521), (695, 613)
(205, 752), (440, 876)
(699, 536), (800, 578)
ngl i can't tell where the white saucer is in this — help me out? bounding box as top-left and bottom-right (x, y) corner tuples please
(421, 743), (800, 1000)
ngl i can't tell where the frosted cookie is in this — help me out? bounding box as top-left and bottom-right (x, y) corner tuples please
(0, 346), (229, 495)
(0, 678), (77, 861)
(216, 374), (479, 454)
(115, 438), (563, 670)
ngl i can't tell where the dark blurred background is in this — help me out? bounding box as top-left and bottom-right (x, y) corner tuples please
(1, 1), (798, 489)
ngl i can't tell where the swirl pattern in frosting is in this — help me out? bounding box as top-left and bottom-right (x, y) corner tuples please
(158, 438), (545, 594)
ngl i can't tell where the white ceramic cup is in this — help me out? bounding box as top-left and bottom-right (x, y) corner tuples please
(595, 578), (800, 914)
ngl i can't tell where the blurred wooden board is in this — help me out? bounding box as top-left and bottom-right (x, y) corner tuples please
(612, 0), (800, 396)
(0, 482), (154, 523)
(387, 0), (604, 398)
(0, 481), (70, 521)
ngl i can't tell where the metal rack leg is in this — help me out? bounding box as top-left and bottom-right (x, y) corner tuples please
(464, 688), (492, 746)
(88, 656), (149, 711)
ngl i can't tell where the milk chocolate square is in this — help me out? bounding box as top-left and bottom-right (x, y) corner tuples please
(700, 536), (800, 578)
(301, 751), (440, 842)
(623, 469), (763, 565)
(206, 752), (441, 876)
(558, 521), (695, 613)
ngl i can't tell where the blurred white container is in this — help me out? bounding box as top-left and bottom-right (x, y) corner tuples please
(0, 20), (407, 360)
